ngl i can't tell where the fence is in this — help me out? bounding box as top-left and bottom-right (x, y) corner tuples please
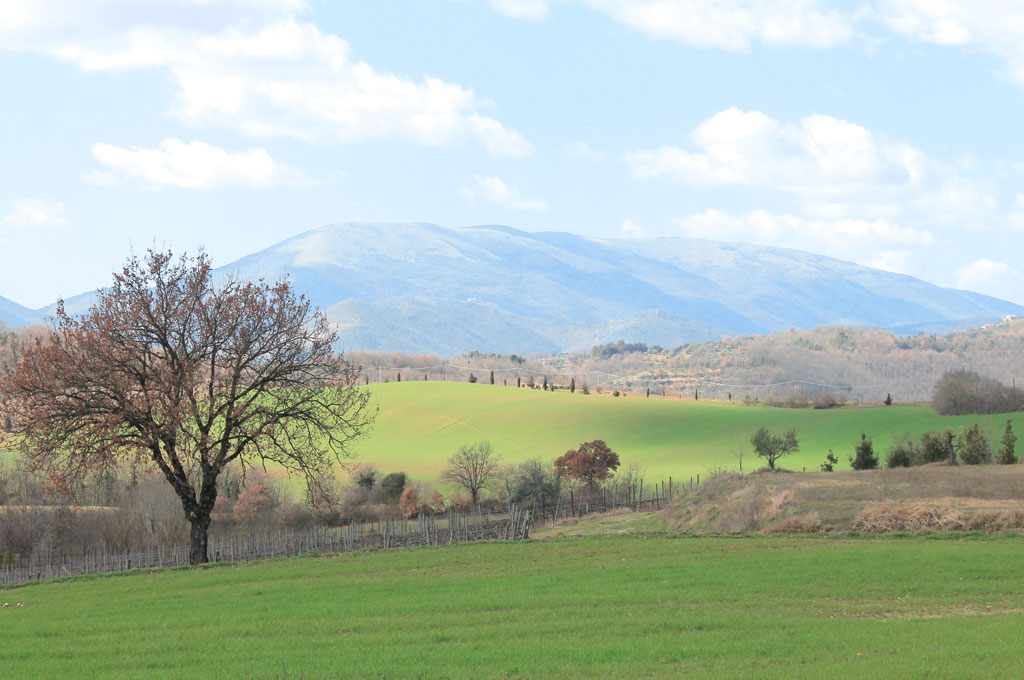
(530, 477), (689, 524)
(0, 506), (532, 587)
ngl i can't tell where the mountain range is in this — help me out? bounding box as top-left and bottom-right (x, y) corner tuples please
(5, 222), (1023, 354)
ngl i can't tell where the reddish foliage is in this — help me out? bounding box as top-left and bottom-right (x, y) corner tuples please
(428, 491), (446, 515)
(233, 484), (276, 523)
(399, 487), (420, 518)
(554, 440), (620, 488)
(0, 249), (375, 563)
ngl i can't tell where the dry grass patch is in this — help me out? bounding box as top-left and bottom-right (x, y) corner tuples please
(664, 464), (1024, 534)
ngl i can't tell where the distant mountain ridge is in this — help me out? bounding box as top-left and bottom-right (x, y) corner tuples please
(6, 221), (1024, 354)
(0, 295), (44, 328)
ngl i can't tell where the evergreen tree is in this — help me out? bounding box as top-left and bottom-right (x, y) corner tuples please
(958, 423), (990, 464)
(646, 387), (650, 398)
(397, 372), (401, 382)
(489, 370), (494, 385)
(423, 373), (427, 381)
(543, 376), (548, 391)
(820, 450), (839, 472)
(996, 420), (1018, 464)
(850, 433), (878, 470)
(468, 373), (477, 383)
(570, 378), (575, 393)
(884, 393), (893, 406)
(517, 376), (521, 388)
(582, 382), (589, 395)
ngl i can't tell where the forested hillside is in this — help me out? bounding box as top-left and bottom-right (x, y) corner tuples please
(351, 317), (1024, 403)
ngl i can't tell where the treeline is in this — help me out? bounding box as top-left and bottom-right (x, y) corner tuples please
(932, 370), (1024, 415)
(0, 438), (655, 561)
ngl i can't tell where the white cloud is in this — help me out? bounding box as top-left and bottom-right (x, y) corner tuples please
(956, 258), (1024, 301)
(628, 107), (995, 222)
(3, 8), (531, 157)
(1009, 193), (1024, 230)
(87, 138), (310, 189)
(0, 0), (305, 48)
(489, 0), (552, 21)
(462, 176), (549, 211)
(676, 208), (932, 269)
(583, 0), (858, 50)
(879, 0), (1024, 85)
(619, 218), (647, 237)
(0, 198), (67, 230)
(564, 140), (602, 160)
(468, 114), (535, 158)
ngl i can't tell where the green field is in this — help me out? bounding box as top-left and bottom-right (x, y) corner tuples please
(356, 382), (1024, 481)
(4, 533), (1024, 678)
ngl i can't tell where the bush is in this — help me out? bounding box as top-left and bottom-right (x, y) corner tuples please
(850, 433), (878, 470)
(766, 512), (823, 534)
(820, 450), (839, 472)
(380, 472), (407, 502)
(996, 420), (1018, 465)
(917, 430), (953, 465)
(812, 392), (838, 409)
(958, 423), (991, 465)
(399, 487), (420, 518)
(853, 503), (966, 532)
(885, 436), (916, 468)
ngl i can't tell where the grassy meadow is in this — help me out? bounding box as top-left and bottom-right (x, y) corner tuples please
(355, 381), (1024, 481)
(4, 532), (1024, 678)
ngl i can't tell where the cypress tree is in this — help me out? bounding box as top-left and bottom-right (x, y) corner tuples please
(996, 420), (1018, 464)
(490, 370), (494, 385)
(570, 378), (575, 393)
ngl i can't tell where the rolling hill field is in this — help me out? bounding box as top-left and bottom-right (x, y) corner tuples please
(355, 382), (1024, 482)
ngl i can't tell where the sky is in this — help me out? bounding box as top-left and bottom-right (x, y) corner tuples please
(1, 0), (1023, 308)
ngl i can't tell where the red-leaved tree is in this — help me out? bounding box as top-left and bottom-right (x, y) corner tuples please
(0, 250), (375, 564)
(554, 440), (620, 492)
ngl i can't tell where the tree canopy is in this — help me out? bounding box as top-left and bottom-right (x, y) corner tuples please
(554, 440), (620, 489)
(750, 427), (798, 471)
(0, 249), (375, 563)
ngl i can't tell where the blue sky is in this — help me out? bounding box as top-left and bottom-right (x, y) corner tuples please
(1, 0), (1023, 308)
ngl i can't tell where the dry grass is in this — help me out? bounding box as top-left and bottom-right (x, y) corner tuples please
(664, 463), (1024, 534)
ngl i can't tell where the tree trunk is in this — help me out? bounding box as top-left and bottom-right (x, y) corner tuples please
(189, 514), (211, 564)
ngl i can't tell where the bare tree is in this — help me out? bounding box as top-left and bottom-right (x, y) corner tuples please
(0, 249), (375, 564)
(440, 441), (501, 505)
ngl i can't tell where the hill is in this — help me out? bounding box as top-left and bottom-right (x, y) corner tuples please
(36, 221), (1024, 353)
(355, 382), (1024, 481)
(0, 295), (44, 328)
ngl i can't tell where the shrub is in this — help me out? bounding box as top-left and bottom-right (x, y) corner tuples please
(917, 430), (953, 465)
(380, 472), (407, 502)
(885, 436), (916, 468)
(233, 484), (276, 524)
(399, 487), (420, 518)
(996, 420), (1018, 465)
(450, 493), (474, 512)
(958, 424), (991, 465)
(853, 503), (966, 532)
(850, 433), (878, 470)
(428, 491), (447, 514)
(820, 450), (839, 472)
(813, 392), (838, 409)
(354, 467), (378, 489)
(964, 509), (1024, 532)
(766, 512), (823, 534)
